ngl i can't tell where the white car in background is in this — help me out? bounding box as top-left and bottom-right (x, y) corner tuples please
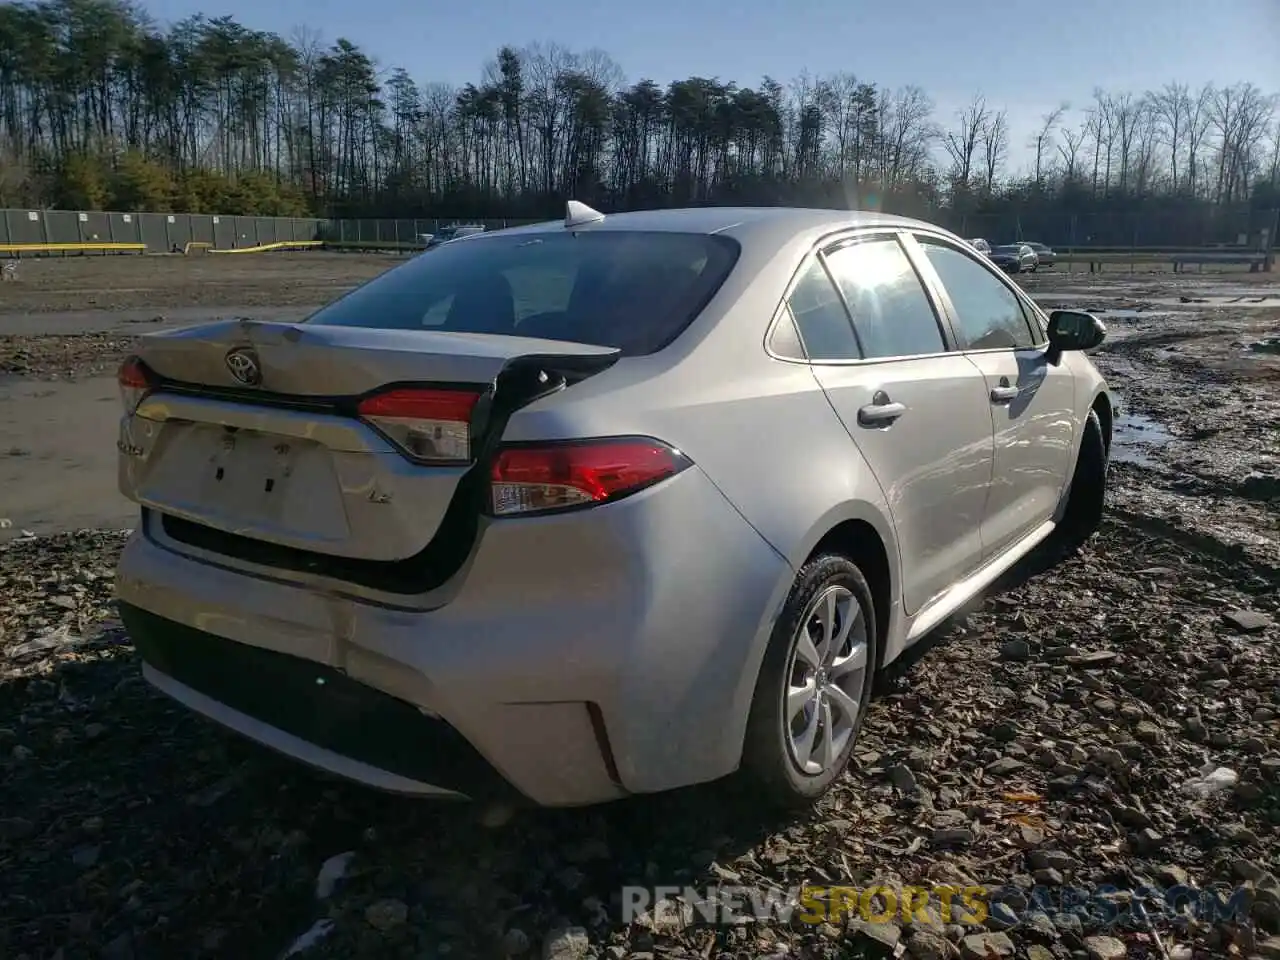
(969, 238), (992, 256)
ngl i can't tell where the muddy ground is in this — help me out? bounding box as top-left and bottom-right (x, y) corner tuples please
(0, 256), (1276, 960)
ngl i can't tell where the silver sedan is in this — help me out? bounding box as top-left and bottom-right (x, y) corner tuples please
(114, 203), (1112, 809)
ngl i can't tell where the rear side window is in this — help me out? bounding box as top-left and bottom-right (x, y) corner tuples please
(822, 238), (945, 359)
(787, 259), (861, 361)
(767, 306), (807, 360)
(305, 230), (740, 356)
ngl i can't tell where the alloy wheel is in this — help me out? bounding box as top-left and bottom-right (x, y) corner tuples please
(782, 584), (869, 776)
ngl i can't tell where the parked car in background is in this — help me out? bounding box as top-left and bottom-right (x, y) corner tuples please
(425, 224), (486, 249)
(114, 202), (1112, 810)
(969, 238), (991, 255)
(1021, 242), (1057, 267)
(990, 243), (1039, 273)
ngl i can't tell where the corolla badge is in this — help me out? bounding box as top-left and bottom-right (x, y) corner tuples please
(225, 347), (262, 385)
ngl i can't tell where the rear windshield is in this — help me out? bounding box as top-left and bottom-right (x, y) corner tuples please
(305, 230), (741, 356)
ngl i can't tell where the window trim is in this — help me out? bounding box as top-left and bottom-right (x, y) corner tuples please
(905, 230), (1050, 352)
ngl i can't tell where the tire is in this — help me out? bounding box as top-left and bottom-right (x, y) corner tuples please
(741, 554), (878, 808)
(1052, 408), (1108, 554)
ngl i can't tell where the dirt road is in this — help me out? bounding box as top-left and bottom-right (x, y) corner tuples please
(0, 257), (1276, 960)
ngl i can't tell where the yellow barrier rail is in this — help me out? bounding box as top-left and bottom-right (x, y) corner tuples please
(206, 240), (324, 254)
(0, 242), (146, 254)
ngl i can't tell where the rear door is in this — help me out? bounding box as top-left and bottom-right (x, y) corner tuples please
(792, 233), (995, 616)
(908, 232), (1076, 559)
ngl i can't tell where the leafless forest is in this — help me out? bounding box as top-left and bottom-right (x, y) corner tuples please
(0, 0), (1277, 242)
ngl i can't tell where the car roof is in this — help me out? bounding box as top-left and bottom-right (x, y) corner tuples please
(473, 206), (939, 246)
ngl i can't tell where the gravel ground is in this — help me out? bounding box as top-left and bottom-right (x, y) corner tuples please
(0, 264), (1277, 960)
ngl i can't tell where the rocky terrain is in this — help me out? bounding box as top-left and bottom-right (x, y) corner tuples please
(0, 263), (1276, 960)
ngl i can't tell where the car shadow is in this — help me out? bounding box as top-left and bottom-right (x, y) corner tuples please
(0, 537), (1077, 958)
(0, 629), (797, 959)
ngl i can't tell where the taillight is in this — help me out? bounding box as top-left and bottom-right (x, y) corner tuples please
(489, 438), (690, 517)
(118, 356), (153, 415)
(357, 387), (483, 463)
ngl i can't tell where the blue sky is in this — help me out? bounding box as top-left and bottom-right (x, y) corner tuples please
(144, 0), (1279, 173)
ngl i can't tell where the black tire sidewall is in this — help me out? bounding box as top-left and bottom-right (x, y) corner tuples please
(743, 554), (878, 804)
(1057, 408), (1108, 548)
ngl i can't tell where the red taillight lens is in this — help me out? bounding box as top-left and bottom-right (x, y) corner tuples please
(118, 356), (153, 415)
(356, 387), (483, 462)
(489, 438), (690, 516)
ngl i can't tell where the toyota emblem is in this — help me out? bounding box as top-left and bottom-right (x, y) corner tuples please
(225, 347), (262, 385)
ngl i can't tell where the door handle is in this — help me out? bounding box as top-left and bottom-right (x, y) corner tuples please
(990, 385), (1019, 403)
(857, 399), (906, 426)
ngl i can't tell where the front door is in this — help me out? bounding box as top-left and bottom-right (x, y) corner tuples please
(789, 235), (995, 616)
(909, 234), (1076, 559)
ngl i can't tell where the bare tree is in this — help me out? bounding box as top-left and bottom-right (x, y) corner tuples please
(1032, 103), (1068, 186)
(1084, 90), (1117, 196)
(981, 109), (1009, 191)
(1057, 121), (1087, 183)
(1184, 84), (1214, 197)
(877, 86), (935, 187)
(1210, 82), (1275, 203)
(1091, 90), (1118, 192)
(1267, 119), (1280, 187)
(1151, 83), (1190, 192)
(941, 94), (988, 188)
(825, 72), (860, 178)
(1133, 99), (1161, 195)
(1110, 93), (1141, 192)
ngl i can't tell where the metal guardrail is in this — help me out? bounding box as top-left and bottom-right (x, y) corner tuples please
(1055, 250), (1270, 273)
(1056, 251), (1267, 264)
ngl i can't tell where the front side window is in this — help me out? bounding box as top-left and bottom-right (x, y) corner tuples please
(918, 239), (1037, 350)
(306, 230), (740, 356)
(822, 238), (945, 359)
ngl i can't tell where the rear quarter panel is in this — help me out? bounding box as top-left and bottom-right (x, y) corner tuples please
(500, 219), (902, 584)
(500, 221), (904, 647)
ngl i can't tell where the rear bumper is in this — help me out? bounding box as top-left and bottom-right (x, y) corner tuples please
(124, 604), (514, 801)
(115, 466), (793, 806)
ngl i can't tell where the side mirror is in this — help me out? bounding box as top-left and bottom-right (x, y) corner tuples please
(1046, 310), (1106, 364)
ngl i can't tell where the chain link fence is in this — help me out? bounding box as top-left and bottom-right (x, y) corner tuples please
(0, 209), (324, 251)
(0, 210), (544, 253)
(4, 206), (1275, 255)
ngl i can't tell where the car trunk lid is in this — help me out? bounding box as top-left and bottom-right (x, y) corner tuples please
(120, 318), (618, 563)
